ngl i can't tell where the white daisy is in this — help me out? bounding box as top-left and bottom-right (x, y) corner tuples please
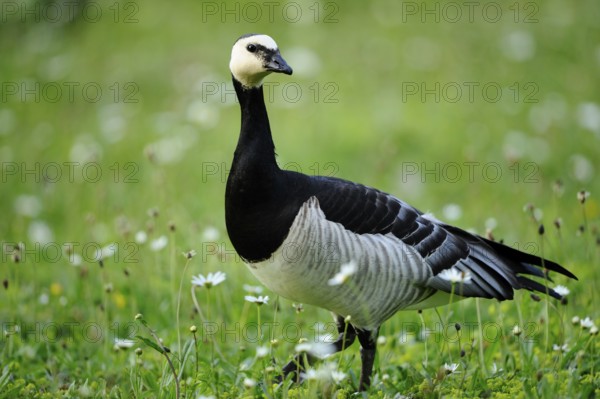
(292, 303), (304, 313)
(553, 285), (570, 297)
(580, 317), (596, 329)
(255, 346), (269, 358)
(577, 190), (590, 204)
(150, 235), (168, 251)
(553, 343), (569, 352)
(438, 268), (472, 284)
(243, 377), (256, 388)
(301, 362), (339, 382)
(202, 226), (220, 241)
(69, 253), (83, 266)
(95, 243), (117, 261)
(443, 363), (459, 374)
(302, 369), (321, 381)
(135, 230), (147, 244)
(243, 284), (264, 294)
(182, 249), (197, 259)
(512, 325), (522, 336)
(114, 338), (136, 349)
(245, 295), (269, 305)
(328, 261), (358, 286)
(294, 342), (336, 359)
(331, 370), (347, 384)
(191, 271), (226, 289)
(39, 293), (49, 305)
(294, 342), (312, 353)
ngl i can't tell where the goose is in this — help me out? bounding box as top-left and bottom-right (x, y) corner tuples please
(224, 33), (577, 391)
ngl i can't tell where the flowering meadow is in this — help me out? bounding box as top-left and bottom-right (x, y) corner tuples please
(1, 1), (599, 397)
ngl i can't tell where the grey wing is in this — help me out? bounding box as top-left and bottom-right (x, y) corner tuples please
(313, 177), (576, 300)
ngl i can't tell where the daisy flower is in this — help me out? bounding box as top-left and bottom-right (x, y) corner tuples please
(255, 346), (269, 358)
(438, 268), (472, 284)
(135, 230), (147, 244)
(577, 190), (590, 204)
(443, 363), (459, 374)
(512, 325), (522, 336)
(95, 243), (117, 261)
(243, 284), (264, 294)
(243, 377), (256, 388)
(150, 235), (168, 251)
(580, 317), (596, 329)
(182, 249), (197, 259)
(202, 226), (220, 241)
(553, 343), (569, 352)
(245, 295), (269, 305)
(114, 338), (136, 349)
(191, 271), (226, 289)
(294, 342), (336, 359)
(328, 261), (358, 286)
(553, 285), (570, 297)
(331, 370), (347, 384)
(301, 362), (340, 382)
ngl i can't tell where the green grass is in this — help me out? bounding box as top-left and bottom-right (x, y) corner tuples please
(1, 0), (599, 397)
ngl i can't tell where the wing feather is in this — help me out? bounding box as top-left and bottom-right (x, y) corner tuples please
(310, 176), (576, 301)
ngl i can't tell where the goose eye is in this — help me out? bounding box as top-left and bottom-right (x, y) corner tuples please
(246, 44), (257, 53)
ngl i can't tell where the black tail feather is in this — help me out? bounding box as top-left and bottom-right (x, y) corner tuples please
(482, 237), (577, 280)
(516, 276), (562, 299)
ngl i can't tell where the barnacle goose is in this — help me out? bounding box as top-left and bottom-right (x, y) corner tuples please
(224, 33), (577, 391)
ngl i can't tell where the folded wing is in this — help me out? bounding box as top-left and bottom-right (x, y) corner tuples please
(311, 176), (576, 300)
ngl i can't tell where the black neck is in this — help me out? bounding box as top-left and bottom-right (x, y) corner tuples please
(232, 77), (277, 166)
(226, 76), (288, 261)
(226, 76), (313, 262)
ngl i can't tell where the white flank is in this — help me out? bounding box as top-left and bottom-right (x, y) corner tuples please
(247, 197), (435, 329)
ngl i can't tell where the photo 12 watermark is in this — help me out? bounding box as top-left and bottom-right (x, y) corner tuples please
(201, 161), (339, 183)
(200, 1), (339, 24)
(199, 239), (544, 266)
(1, 162), (140, 184)
(398, 161), (540, 184)
(399, 1), (539, 24)
(2, 321), (139, 344)
(1, 1), (140, 24)
(201, 81), (340, 105)
(1, 320), (541, 345)
(2, 241), (140, 265)
(401, 82), (539, 104)
(1, 81), (139, 104)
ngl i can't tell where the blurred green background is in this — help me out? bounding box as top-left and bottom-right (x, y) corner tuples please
(1, 0), (599, 396)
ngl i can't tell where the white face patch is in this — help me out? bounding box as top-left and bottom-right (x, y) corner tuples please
(230, 34), (279, 89)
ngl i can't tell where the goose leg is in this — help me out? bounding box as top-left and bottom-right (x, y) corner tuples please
(331, 314), (357, 352)
(279, 315), (357, 382)
(356, 327), (379, 391)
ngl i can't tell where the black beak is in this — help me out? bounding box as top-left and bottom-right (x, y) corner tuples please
(266, 52), (293, 75)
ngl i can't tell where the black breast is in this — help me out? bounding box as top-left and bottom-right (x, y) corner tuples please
(225, 168), (313, 262)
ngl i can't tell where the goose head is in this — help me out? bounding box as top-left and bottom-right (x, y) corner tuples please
(229, 34), (293, 89)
